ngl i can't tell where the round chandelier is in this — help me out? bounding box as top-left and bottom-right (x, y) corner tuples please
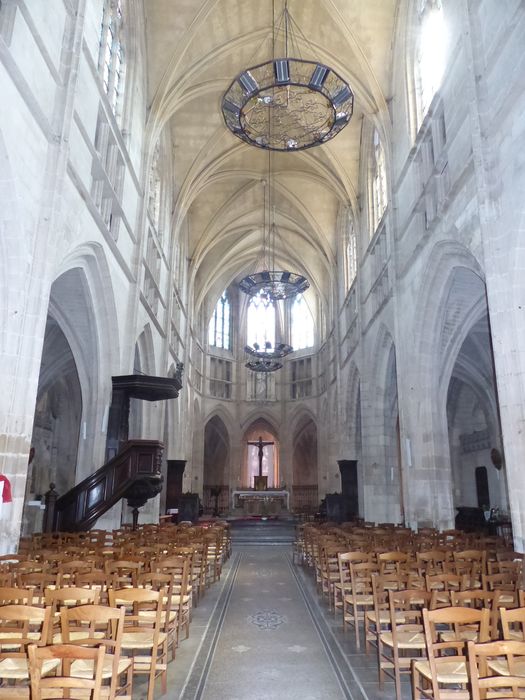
(239, 265), (309, 301)
(222, 58), (354, 152)
(244, 341), (294, 373)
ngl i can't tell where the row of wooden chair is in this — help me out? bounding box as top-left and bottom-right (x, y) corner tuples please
(295, 522), (525, 698)
(0, 522), (231, 700)
(411, 605), (525, 699)
(295, 522), (517, 567)
(0, 537), (228, 611)
(19, 522), (231, 558)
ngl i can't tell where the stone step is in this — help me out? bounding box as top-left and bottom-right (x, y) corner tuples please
(229, 519), (297, 546)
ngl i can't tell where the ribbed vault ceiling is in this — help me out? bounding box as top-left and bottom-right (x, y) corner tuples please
(145, 0), (398, 314)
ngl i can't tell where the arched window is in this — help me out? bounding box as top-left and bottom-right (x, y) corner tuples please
(246, 292), (275, 349)
(291, 295), (314, 350)
(208, 292), (231, 350)
(345, 209), (358, 288)
(98, 0), (125, 119)
(415, 0), (446, 125)
(371, 129), (387, 234)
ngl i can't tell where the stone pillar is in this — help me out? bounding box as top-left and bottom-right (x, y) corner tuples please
(0, 2), (87, 552)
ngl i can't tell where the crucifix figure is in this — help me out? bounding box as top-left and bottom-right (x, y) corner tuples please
(248, 435), (274, 478)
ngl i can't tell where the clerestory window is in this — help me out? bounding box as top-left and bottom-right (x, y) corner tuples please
(208, 292), (231, 350)
(291, 295), (314, 350)
(371, 128), (387, 234)
(246, 292), (275, 350)
(98, 0), (125, 119)
(415, 0), (447, 125)
(345, 210), (358, 289)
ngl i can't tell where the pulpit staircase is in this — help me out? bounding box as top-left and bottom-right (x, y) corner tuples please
(45, 439), (163, 532)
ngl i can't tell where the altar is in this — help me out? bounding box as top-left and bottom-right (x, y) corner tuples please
(232, 489), (290, 516)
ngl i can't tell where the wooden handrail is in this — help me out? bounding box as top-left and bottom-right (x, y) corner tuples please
(51, 440), (163, 532)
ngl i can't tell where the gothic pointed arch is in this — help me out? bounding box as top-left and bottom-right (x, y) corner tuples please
(241, 418), (279, 489)
(413, 242), (486, 403)
(291, 413), (318, 513)
(27, 256), (113, 512)
(365, 323), (402, 522)
(203, 415), (230, 514)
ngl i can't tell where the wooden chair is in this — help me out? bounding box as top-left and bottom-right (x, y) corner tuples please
(203, 532), (223, 586)
(412, 606), (491, 699)
(378, 588), (431, 700)
(417, 550), (449, 578)
(501, 606), (525, 642)
(17, 573), (57, 602)
(74, 571), (111, 605)
(343, 561), (378, 650)
(56, 560), (95, 587)
(426, 573), (465, 609)
(334, 552), (370, 620)
(10, 561), (48, 580)
(452, 550), (487, 586)
(0, 587), (36, 606)
(44, 587), (100, 643)
(466, 638), (525, 700)
(487, 557), (522, 576)
(28, 643), (106, 700)
(108, 587), (167, 700)
(189, 541), (208, 604)
(0, 604), (55, 695)
(105, 560), (142, 588)
(482, 572), (519, 608)
(377, 551), (409, 577)
(319, 544), (343, 609)
(367, 572), (411, 653)
(137, 572), (177, 661)
(449, 589), (501, 641)
(153, 556), (191, 642)
(60, 603), (132, 700)
(172, 546), (200, 608)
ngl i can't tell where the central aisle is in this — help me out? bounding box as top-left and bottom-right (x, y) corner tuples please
(179, 546), (354, 700)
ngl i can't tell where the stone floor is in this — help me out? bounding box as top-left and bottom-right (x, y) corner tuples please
(153, 521), (411, 700)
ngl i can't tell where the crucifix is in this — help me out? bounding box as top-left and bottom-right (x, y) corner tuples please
(248, 435), (274, 478)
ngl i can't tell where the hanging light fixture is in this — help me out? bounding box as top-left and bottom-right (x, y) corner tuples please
(244, 340), (294, 373)
(221, 1), (354, 152)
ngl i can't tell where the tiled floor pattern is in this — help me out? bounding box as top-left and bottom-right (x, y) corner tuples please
(161, 543), (412, 700)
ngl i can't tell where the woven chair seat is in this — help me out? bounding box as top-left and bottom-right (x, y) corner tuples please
(487, 658), (525, 677)
(0, 657), (59, 679)
(413, 658), (468, 684)
(121, 631), (167, 649)
(380, 630), (426, 649)
(71, 656), (132, 679)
